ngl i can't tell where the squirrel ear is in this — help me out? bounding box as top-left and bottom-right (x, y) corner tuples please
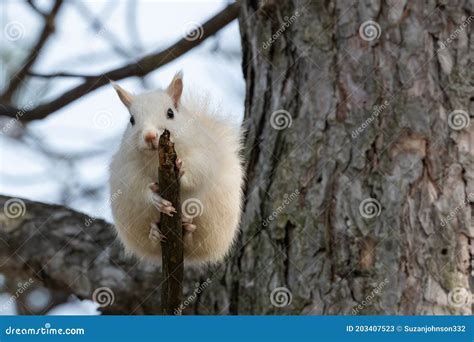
(111, 81), (133, 107)
(166, 71), (183, 108)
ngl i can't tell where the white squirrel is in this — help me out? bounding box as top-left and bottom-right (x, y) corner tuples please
(109, 72), (244, 264)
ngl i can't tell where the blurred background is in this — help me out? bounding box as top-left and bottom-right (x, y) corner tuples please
(0, 0), (243, 314)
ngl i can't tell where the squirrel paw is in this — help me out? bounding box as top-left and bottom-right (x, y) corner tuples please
(149, 223), (166, 242)
(176, 158), (184, 177)
(182, 216), (197, 233)
(149, 183), (177, 217)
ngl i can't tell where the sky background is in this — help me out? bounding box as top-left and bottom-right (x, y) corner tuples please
(0, 0), (244, 314)
(0, 0), (244, 221)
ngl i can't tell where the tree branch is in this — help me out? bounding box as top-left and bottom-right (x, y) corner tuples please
(0, 195), (164, 314)
(2, 0), (64, 101)
(26, 0), (48, 18)
(157, 130), (183, 315)
(26, 71), (98, 79)
(0, 2), (240, 121)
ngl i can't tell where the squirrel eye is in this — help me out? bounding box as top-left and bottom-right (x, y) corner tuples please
(167, 108), (174, 119)
(130, 115), (135, 126)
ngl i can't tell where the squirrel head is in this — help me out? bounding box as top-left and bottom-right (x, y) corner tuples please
(112, 71), (191, 151)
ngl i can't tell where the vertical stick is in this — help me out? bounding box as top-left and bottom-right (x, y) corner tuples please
(158, 129), (183, 315)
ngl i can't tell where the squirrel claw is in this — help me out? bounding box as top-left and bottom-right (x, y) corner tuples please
(149, 223), (166, 242)
(161, 206), (177, 217)
(151, 193), (176, 216)
(175, 158), (182, 170)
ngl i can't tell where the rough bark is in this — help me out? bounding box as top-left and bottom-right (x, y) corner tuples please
(158, 130), (183, 315)
(217, 0), (473, 315)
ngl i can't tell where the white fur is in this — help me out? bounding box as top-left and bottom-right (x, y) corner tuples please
(109, 74), (244, 265)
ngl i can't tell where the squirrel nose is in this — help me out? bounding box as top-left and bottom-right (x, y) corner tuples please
(144, 131), (157, 143)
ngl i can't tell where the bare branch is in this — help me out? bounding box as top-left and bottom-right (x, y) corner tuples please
(26, 71), (98, 79)
(0, 2), (240, 122)
(0, 195), (161, 314)
(26, 0), (47, 18)
(2, 0), (65, 101)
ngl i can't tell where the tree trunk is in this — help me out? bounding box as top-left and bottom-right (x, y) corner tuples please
(197, 0), (473, 315)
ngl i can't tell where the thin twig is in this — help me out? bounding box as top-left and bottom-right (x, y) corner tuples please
(27, 71), (98, 79)
(26, 0), (47, 18)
